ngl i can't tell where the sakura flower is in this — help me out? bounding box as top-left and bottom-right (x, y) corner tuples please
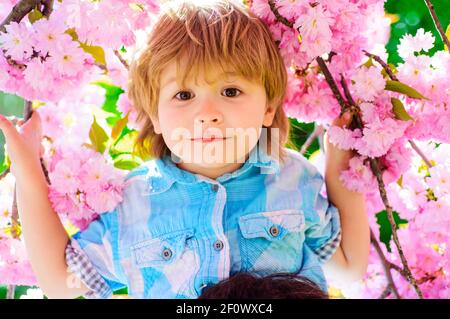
(351, 66), (386, 101)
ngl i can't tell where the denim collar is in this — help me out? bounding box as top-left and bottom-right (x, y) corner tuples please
(149, 143), (280, 193)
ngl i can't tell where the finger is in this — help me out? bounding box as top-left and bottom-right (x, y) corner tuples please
(332, 111), (352, 128)
(32, 111), (42, 134)
(20, 111), (42, 135)
(0, 113), (20, 142)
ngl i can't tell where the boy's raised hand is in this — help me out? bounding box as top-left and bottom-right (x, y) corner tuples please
(324, 111), (355, 173)
(0, 111), (43, 178)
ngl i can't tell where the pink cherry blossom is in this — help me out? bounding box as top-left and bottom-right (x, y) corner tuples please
(351, 66), (386, 101)
(0, 21), (33, 61)
(397, 28), (435, 61)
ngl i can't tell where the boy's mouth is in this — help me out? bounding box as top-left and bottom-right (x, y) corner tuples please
(190, 136), (232, 143)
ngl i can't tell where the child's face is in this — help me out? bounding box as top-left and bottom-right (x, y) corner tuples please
(151, 57), (277, 178)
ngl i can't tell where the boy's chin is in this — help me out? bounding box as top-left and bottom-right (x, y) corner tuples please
(181, 158), (246, 167)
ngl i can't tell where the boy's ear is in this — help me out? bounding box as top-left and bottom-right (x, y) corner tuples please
(263, 103), (277, 127)
(150, 114), (162, 134)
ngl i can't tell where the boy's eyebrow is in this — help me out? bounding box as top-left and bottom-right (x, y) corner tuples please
(161, 72), (241, 88)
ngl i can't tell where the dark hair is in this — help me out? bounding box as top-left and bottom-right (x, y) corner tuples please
(199, 273), (329, 299)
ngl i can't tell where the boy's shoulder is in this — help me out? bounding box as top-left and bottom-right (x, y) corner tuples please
(124, 158), (159, 181)
(122, 157), (172, 195)
(280, 147), (322, 179)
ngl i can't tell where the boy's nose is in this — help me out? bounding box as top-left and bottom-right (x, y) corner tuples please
(195, 117), (220, 124)
(194, 101), (223, 124)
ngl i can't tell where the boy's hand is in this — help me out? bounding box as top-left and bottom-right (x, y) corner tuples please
(0, 111), (43, 177)
(324, 111), (355, 173)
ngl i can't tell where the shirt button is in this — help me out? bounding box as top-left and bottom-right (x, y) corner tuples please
(213, 240), (224, 251)
(162, 248), (172, 260)
(211, 184), (219, 192)
(269, 225), (280, 237)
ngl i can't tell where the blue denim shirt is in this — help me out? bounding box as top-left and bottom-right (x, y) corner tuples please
(67, 144), (341, 298)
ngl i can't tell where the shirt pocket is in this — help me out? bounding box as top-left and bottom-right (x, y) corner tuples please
(129, 229), (200, 298)
(238, 210), (306, 274)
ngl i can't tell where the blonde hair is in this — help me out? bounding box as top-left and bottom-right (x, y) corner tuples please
(128, 0), (290, 163)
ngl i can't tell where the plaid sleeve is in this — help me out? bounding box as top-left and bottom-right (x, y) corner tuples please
(65, 240), (112, 299)
(303, 172), (342, 263)
(65, 208), (127, 298)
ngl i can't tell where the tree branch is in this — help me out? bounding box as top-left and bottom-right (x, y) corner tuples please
(41, 0), (54, 18)
(0, 167), (10, 180)
(368, 157), (423, 298)
(409, 140), (433, 168)
(301, 125), (324, 155)
(267, 0), (293, 28)
(363, 51), (399, 81)
(340, 74), (356, 106)
(6, 285), (15, 299)
(423, 0), (450, 52)
(316, 57), (349, 111)
(268, 1), (424, 299)
(114, 49), (129, 70)
(378, 286), (392, 299)
(370, 229), (401, 299)
(0, 0), (41, 33)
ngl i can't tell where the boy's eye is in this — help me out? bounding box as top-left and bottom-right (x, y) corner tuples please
(174, 88), (241, 100)
(174, 91), (194, 101)
(222, 88), (242, 97)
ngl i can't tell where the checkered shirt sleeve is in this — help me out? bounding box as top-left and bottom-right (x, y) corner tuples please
(65, 240), (113, 299)
(314, 230), (342, 263)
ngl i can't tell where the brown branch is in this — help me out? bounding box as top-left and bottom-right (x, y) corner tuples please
(371, 229), (401, 299)
(378, 286), (392, 299)
(113, 49), (129, 70)
(267, 0), (293, 28)
(6, 285), (15, 299)
(24, 100), (33, 121)
(389, 261), (409, 279)
(0, 167), (10, 180)
(10, 184), (19, 238)
(423, 0), (450, 52)
(363, 51), (399, 82)
(409, 140), (433, 168)
(41, 0), (54, 18)
(0, 0), (41, 33)
(340, 74), (356, 107)
(316, 57), (348, 111)
(300, 125), (324, 155)
(368, 157), (423, 298)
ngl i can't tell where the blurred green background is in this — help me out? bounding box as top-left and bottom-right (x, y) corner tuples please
(0, 0), (449, 299)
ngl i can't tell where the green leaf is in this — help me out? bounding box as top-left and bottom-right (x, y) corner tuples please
(445, 24), (450, 52)
(397, 175), (403, 188)
(376, 210), (408, 253)
(381, 64), (398, 78)
(65, 28), (78, 41)
(79, 42), (106, 65)
(391, 97), (413, 121)
(113, 154), (142, 171)
(89, 117), (109, 154)
(91, 82), (124, 125)
(385, 80), (429, 100)
(28, 8), (44, 24)
(361, 57), (374, 68)
(286, 119), (318, 159)
(113, 131), (138, 154)
(111, 113), (129, 141)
